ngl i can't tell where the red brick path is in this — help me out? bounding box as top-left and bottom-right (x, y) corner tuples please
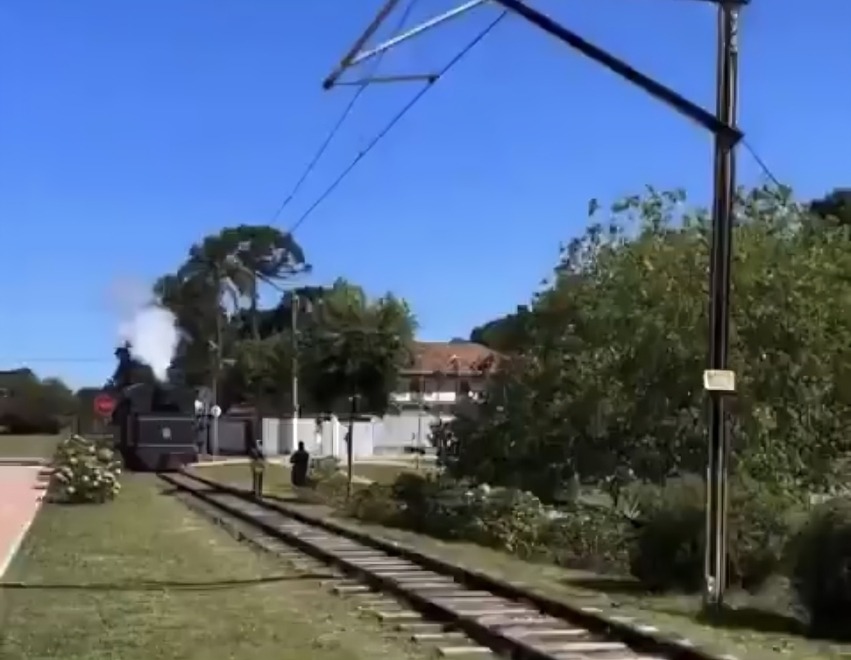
(0, 466), (45, 579)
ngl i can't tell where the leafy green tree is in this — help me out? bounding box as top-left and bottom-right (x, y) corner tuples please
(155, 225), (308, 393)
(0, 369), (77, 434)
(469, 306), (533, 353)
(298, 279), (416, 497)
(223, 334), (294, 415)
(449, 185), (851, 501)
(232, 285), (328, 341)
(299, 279), (416, 414)
(809, 188), (851, 231)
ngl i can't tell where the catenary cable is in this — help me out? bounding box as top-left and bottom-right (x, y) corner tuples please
(287, 10), (508, 235)
(741, 139), (783, 189)
(270, 0), (421, 223)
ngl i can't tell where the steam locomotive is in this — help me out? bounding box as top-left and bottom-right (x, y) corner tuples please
(108, 381), (256, 473)
(110, 381), (203, 472)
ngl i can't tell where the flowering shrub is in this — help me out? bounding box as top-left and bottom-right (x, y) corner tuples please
(388, 473), (551, 557)
(52, 434), (122, 504)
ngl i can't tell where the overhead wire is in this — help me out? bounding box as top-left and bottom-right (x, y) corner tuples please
(287, 9), (508, 235)
(740, 139), (783, 189)
(270, 0), (421, 223)
(283, 2), (776, 236)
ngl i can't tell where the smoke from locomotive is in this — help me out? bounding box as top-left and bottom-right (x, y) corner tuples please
(111, 276), (180, 382)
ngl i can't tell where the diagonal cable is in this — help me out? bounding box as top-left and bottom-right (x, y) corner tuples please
(287, 10), (508, 235)
(270, 0), (421, 223)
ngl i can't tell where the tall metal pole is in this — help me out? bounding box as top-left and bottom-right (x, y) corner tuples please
(703, 1), (739, 612)
(346, 391), (357, 501)
(251, 271), (262, 451)
(211, 270), (223, 458)
(290, 292), (300, 451)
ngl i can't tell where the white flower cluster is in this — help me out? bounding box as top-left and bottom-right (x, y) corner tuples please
(53, 435), (123, 504)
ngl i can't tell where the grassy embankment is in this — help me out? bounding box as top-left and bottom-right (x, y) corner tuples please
(0, 473), (435, 660)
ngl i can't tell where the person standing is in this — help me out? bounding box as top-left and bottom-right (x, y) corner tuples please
(289, 441), (310, 488)
(249, 437), (266, 499)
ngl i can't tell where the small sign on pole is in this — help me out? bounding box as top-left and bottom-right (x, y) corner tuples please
(93, 393), (116, 418)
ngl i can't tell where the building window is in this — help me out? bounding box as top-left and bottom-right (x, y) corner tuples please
(459, 380), (471, 396)
(408, 377), (422, 394)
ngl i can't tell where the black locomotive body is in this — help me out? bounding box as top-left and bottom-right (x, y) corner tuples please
(111, 382), (201, 472)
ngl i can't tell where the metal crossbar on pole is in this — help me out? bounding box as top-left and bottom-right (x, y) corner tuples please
(488, 0), (741, 142)
(335, 74), (438, 87)
(323, 0), (490, 90)
(346, 0), (489, 69)
(323, 0), (405, 91)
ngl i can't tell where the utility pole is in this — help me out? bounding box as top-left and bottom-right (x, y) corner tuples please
(346, 391), (359, 501)
(703, 1), (740, 612)
(251, 271), (262, 452)
(321, 0), (747, 609)
(290, 291), (300, 452)
(211, 267), (223, 458)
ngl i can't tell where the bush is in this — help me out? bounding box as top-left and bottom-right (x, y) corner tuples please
(628, 475), (706, 591)
(628, 474), (798, 592)
(309, 456), (341, 483)
(728, 475), (802, 591)
(464, 486), (549, 557)
(299, 456), (344, 501)
(347, 483), (401, 524)
(541, 503), (630, 572)
(391, 471), (433, 526)
(52, 435), (122, 504)
(390, 472), (468, 536)
(314, 472), (351, 503)
(788, 496), (851, 637)
(385, 473), (550, 556)
(364, 473), (628, 564)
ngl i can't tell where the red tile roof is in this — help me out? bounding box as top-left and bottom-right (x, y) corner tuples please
(405, 342), (499, 376)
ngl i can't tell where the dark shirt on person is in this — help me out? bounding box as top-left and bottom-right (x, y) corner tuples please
(290, 442), (310, 487)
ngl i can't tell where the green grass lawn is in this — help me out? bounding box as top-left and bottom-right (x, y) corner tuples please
(193, 461), (426, 493)
(0, 474), (433, 660)
(351, 462), (435, 485)
(196, 463), (294, 494)
(0, 434), (62, 459)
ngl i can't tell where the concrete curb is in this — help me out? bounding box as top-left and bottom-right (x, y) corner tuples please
(0, 457), (50, 467)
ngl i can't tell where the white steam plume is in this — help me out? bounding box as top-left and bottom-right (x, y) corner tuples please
(111, 277), (180, 382)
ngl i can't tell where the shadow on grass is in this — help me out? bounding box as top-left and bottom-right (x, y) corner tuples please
(264, 492), (334, 507)
(565, 575), (815, 639)
(691, 604), (807, 637)
(561, 575), (652, 596)
(264, 493), (300, 504)
(0, 573), (335, 592)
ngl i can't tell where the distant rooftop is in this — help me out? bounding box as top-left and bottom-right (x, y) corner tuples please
(405, 341), (499, 376)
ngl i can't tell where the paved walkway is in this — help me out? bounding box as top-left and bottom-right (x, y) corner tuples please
(0, 466), (46, 579)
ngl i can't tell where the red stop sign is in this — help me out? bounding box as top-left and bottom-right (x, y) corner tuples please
(93, 393), (116, 417)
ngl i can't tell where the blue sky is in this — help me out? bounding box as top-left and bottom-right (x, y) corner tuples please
(0, 0), (847, 389)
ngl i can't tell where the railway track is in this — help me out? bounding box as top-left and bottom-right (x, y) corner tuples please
(162, 470), (725, 660)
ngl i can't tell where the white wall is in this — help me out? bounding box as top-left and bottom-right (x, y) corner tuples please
(261, 415), (374, 460)
(259, 412), (454, 459)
